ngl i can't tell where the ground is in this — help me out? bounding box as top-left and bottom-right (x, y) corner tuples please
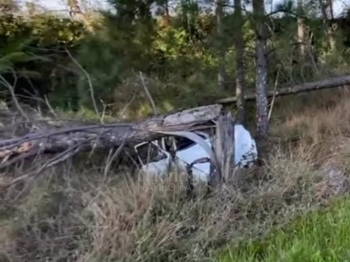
(1, 88), (350, 262)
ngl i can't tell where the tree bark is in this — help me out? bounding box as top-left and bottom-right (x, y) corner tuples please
(253, 0), (269, 137)
(217, 74), (350, 104)
(233, 0), (246, 125)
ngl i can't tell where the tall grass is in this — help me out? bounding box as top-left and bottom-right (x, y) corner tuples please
(0, 152), (325, 261)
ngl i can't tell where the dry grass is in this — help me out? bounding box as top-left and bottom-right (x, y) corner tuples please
(0, 155), (323, 262)
(1, 88), (350, 261)
(270, 87), (350, 165)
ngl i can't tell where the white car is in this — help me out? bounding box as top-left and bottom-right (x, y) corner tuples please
(135, 124), (258, 182)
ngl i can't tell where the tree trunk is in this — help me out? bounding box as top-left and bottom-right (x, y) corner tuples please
(327, 0), (335, 50)
(233, 0), (246, 125)
(319, 0), (335, 50)
(165, 0), (170, 17)
(328, 0), (334, 19)
(297, 0), (305, 56)
(0, 104), (223, 168)
(215, 0), (227, 91)
(210, 111), (235, 187)
(217, 74), (350, 104)
(252, 0), (269, 137)
(297, 17), (305, 56)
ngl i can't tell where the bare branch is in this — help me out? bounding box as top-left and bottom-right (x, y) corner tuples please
(139, 72), (158, 115)
(0, 73), (28, 121)
(268, 67), (281, 121)
(44, 95), (57, 118)
(119, 93), (136, 119)
(65, 48), (101, 122)
(266, 9), (308, 18)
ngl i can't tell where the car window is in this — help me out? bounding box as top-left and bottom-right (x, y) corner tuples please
(174, 132), (210, 151)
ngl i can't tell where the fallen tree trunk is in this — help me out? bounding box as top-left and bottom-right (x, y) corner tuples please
(217, 74), (350, 104)
(0, 104), (223, 170)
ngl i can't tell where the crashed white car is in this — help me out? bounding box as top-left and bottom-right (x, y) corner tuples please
(135, 124), (258, 182)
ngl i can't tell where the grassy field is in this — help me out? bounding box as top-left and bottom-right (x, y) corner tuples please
(220, 196), (350, 262)
(1, 88), (350, 261)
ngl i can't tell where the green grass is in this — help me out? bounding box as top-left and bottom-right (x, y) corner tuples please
(220, 197), (350, 262)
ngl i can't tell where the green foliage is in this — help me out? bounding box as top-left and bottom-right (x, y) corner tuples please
(74, 5), (223, 113)
(0, 14), (85, 109)
(1, 2), (350, 116)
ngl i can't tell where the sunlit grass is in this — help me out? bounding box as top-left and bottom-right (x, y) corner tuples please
(220, 197), (350, 262)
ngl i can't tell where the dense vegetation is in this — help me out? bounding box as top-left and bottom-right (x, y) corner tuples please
(1, 0), (350, 118)
(1, 0), (350, 261)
